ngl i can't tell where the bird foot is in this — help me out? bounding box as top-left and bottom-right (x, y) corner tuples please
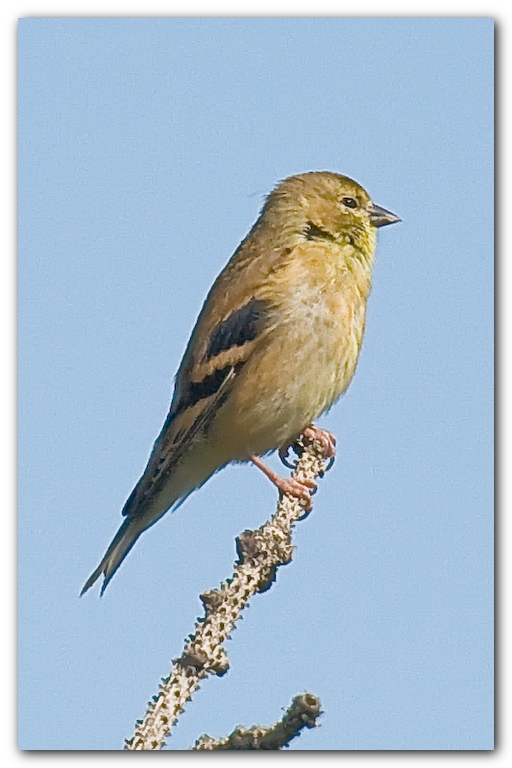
(274, 475), (317, 512)
(250, 455), (317, 511)
(303, 425), (337, 458)
(279, 424), (336, 469)
(279, 443), (297, 469)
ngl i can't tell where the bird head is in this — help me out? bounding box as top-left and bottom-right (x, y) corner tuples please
(262, 171), (400, 249)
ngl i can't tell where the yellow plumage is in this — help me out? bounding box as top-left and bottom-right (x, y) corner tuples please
(82, 171), (399, 595)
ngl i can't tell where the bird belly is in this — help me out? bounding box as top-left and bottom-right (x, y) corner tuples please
(213, 294), (366, 459)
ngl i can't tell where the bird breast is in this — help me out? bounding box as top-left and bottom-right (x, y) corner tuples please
(215, 241), (371, 458)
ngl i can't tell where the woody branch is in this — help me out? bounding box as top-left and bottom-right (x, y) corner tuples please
(125, 434), (332, 751)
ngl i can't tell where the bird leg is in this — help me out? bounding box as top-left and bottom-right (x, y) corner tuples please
(250, 455), (317, 511)
(279, 424), (337, 468)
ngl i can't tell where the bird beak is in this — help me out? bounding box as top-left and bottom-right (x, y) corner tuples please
(370, 204), (401, 228)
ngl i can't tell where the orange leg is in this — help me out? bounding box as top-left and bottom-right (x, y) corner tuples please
(250, 455), (316, 511)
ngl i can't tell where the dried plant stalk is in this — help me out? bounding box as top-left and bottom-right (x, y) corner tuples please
(192, 692), (322, 750)
(125, 436), (332, 750)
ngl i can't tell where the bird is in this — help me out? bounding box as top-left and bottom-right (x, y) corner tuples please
(81, 171), (400, 596)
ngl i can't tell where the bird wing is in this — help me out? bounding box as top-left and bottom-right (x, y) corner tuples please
(121, 295), (275, 520)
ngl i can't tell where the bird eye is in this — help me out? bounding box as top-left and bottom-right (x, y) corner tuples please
(342, 197), (358, 209)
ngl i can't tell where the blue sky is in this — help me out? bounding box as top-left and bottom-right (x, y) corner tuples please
(18, 17), (493, 751)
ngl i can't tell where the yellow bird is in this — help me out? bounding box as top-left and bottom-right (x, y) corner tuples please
(82, 171), (400, 596)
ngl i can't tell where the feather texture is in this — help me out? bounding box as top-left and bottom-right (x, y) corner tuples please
(81, 171), (399, 595)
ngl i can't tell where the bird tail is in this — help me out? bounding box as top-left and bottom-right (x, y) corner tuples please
(80, 518), (143, 597)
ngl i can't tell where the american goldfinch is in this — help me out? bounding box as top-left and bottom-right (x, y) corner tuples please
(82, 171), (400, 596)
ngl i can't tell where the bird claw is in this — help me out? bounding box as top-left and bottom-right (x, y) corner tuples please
(279, 443), (300, 469)
(303, 425), (337, 459)
(276, 476), (317, 512)
(279, 425), (337, 471)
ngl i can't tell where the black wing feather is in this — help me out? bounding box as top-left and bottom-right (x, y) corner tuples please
(206, 298), (267, 359)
